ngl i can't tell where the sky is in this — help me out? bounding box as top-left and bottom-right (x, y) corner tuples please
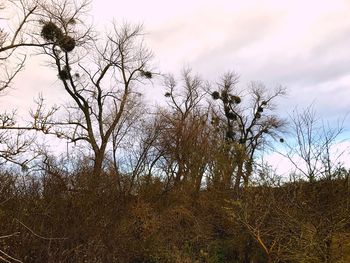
(90, 0), (350, 123)
(1, 0), (350, 174)
(3, 0), (350, 119)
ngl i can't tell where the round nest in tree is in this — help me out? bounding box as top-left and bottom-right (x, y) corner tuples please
(164, 92), (171, 97)
(257, 107), (264, 113)
(41, 22), (63, 42)
(280, 138), (284, 143)
(141, 70), (152, 79)
(232, 95), (241, 104)
(211, 91), (220, 100)
(58, 35), (76, 52)
(226, 112), (237, 121)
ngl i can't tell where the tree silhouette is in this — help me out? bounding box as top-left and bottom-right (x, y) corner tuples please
(36, 1), (154, 176)
(210, 72), (286, 194)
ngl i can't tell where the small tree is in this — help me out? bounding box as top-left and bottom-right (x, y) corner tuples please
(281, 106), (345, 182)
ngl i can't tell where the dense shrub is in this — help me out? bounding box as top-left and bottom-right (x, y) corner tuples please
(0, 167), (349, 262)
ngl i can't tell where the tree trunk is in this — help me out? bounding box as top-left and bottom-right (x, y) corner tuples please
(93, 151), (104, 176)
(234, 162), (244, 196)
(244, 160), (253, 188)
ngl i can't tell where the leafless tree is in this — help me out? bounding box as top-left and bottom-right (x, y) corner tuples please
(157, 69), (211, 193)
(210, 73), (286, 194)
(35, 0), (154, 176)
(281, 106), (345, 182)
(108, 97), (156, 194)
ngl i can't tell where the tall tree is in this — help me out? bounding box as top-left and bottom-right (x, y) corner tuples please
(210, 72), (286, 194)
(37, 0), (153, 176)
(158, 69), (211, 193)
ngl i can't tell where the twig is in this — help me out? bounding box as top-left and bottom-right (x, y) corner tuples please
(0, 254), (11, 263)
(16, 219), (68, 240)
(0, 249), (23, 263)
(0, 232), (20, 239)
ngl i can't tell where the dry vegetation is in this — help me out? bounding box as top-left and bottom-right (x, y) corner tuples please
(0, 167), (349, 262)
(0, 1), (349, 262)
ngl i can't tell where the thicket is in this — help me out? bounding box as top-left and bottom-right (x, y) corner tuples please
(1, 0), (349, 262)
(0, 166), (349, 262)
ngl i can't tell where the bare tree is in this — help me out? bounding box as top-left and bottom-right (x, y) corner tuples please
(281, 106), (345, 182)
(35, 1), (153, 176)
(157, 69), (211, 193)
(210, 73), (286, 194)
(108, 97), (154, 194)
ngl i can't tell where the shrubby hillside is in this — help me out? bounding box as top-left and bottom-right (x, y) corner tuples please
(0, 0), (349, 262)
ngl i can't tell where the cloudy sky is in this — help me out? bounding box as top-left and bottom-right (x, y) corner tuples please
(91, 0), (350, 123)
(4, 0), (350, 120)
(91, 0), (350, 173)
(2, 0), (350, 173)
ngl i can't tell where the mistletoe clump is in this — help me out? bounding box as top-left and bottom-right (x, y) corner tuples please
(58, 35), (76, 52)
(140, 70), (152, 79)
(41, 21), (76, 52)
(41, 22), (63, 42)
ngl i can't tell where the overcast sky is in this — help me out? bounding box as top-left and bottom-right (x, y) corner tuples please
(3, 0), (349, 120)
(86, 0), (350, 173)
(91, 0), (350, 123)
(1, 0), (350, 173)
